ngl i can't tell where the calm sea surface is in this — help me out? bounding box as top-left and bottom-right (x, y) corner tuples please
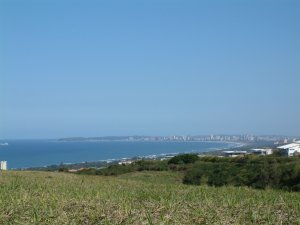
(0, 140), (236, 169)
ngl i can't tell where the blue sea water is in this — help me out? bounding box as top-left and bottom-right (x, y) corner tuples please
(0, 140), (236, 169)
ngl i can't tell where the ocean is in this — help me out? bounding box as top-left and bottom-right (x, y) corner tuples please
(0, 140), (237, 169)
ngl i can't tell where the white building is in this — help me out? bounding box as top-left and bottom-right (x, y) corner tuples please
(0, 161), (7, 170)
(251, 148), (273, 155)
(118, 160), (133, 165)
(277, 142), (300, 157)
(223, 151), (247, 157)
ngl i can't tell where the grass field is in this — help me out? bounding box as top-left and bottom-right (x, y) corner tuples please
(0, 170), (300, 224)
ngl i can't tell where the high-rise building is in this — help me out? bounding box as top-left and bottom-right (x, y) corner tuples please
(0, 161), (7, 170)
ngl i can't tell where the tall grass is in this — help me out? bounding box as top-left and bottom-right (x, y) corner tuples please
(0, 170), (299, 224)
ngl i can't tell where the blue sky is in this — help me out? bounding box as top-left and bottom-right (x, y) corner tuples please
(0, 0), (299, 138)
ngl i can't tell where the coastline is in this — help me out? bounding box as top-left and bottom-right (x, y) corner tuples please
(21, 141), (248, 171)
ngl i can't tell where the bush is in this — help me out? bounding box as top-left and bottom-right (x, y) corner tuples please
(183, 156), (300, 191)
(168, 154), (199, 165)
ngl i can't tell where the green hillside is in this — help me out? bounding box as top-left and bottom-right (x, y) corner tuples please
(0, 170), (299, 224)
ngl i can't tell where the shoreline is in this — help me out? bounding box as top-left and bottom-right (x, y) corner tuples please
(19, 141), (248, 171)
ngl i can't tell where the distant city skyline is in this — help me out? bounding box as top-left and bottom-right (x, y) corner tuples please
(1, 0), (299, 138)
(58, 134), (299, 143)
(2, 133), (300, 141)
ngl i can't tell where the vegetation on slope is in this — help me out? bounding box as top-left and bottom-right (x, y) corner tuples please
(183, 156), (300, 191)
(77, 154), (300, 191)
(0, 170), (300, 224)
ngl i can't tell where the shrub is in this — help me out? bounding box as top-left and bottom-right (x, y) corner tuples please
(168, 154), (199, 165)
(183, 156), (300, 191)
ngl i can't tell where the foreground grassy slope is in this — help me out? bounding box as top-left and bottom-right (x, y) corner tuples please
(0, 171), (300, 224)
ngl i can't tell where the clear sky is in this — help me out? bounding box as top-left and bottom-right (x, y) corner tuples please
(0, 0), (299, 138)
